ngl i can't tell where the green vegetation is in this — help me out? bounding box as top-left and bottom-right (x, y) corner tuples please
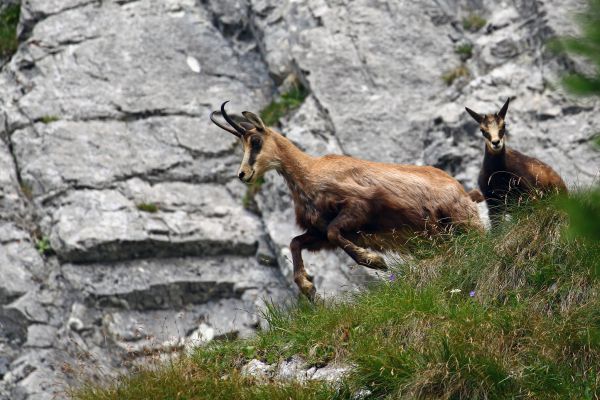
(462, 14), (487, 33)
(242, 176), (265, 212)
(0, 4), (20, 58)
(40, 115), (60, 124)
(70, 195), (600, 399)
(35, 236), (52, 256)
(552, 0), (600, 243)
(136, 203), (159, 213)
(455, 43), (473, 61)
(260, 83), (309, 127)
(19, 182), (32, 201)
(441, 65), (470, 85)
(552, 0), (600, 96)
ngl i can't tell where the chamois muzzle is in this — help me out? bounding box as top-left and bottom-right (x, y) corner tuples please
(209, 101), (247, 137)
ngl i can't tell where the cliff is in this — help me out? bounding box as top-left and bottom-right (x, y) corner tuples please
(0, 0), (598, 398)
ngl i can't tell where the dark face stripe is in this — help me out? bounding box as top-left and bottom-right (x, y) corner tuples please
(248, 136), (262, 166)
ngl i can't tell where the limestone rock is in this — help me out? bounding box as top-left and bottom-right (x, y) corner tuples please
(0, 1), (599, 398)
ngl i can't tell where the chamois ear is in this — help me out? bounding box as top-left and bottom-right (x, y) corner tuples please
(497, 98), (510, 119)
(242, 111), (266, 131)
(465, 107), (484, 124)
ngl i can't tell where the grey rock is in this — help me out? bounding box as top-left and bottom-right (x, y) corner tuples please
(241, 358), (274, 380)
(0, 357), (8, 379)
(0, 226), (39, 306)
(276, 355), (308, 381)
(105, 298), (259, 355)
(62, 256), (287, 310)
(23, 325), (57, 348)
(241, 356), (352, 385)
(0, 0), (599, 398)
(0, 142), (23, 218)
(45, 183), (261, 263)
(310, 363), (352, 383)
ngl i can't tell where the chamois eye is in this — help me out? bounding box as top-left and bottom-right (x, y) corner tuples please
(250, 136), (262, 149)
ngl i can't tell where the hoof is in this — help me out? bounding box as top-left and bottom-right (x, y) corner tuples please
(362, 253), (388, 271)
(304, 285), (318, 302)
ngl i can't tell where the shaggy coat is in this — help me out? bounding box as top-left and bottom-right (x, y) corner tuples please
(212, 101), (484, 299)
(466, 98), (567, 224)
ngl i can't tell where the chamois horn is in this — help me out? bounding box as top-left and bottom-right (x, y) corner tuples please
(210, 101), (246, 137)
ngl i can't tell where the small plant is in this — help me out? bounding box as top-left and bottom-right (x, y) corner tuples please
(19, 182), (33, 201)
(136, 203), (159, 213)
(0, 4), (20, 58)
(462, 14), (487, 32)
(36, 236), (52, 256)
(242, 176), (265, 211)
(40, 115), (60, 124)
(260, 84), (309, 126)
(442, 65), (470, 85)
(455, 43), (473, 61)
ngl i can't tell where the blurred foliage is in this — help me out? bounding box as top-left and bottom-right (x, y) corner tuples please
(557, 190), (600, 242)
(0, 4), (19, 58)
(554, 0), (600, 243)
(553, 0), (600, 95)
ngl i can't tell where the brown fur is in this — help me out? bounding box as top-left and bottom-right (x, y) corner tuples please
(212, 103), (484, 300)
(466, 99), (568, 225)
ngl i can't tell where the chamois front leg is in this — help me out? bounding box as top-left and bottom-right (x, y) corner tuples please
(290, 232), (328, 301)
(485, 198), (505, 229)
(326, 209), (388, 271)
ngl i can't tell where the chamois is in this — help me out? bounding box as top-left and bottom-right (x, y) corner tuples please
(211, 101), (484, 300)
(465, 98), (568, 225)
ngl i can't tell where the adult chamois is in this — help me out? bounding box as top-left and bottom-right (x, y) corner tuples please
(211, 101), (484, 300)
(465, 98), (567, 226)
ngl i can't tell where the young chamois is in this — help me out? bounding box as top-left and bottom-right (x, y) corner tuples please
(465, 98), (568, 225)
(211, 101), (484, 300)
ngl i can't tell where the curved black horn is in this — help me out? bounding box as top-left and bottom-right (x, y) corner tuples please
(220, 101), (246, 136)
(210, 110), (241, 137)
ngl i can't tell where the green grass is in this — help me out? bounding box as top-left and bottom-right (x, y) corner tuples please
(35, 236), (52, 256)
(442, 65), (470, 85)
(455, 43), (473, 61)
(242, 176), (265, 211)
(0, 4), (19, 58)
(136, 203), (159, 213)
(70, 193), (600, 399)
(462, 14), (487, 32)
(40, 115), (60, 124)
(260, 84), (309, 126)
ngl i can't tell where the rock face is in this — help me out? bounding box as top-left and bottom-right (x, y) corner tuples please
(0, 0), (598, 398)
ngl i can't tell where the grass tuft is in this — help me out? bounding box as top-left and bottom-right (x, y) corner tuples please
(0, 4), (19, 59)
(136, 203), (159, 213)
(40, 115), (60, 124)
(462, 14), (487, 32)
(260, 83), (309, 127)
(442, 65), (470, 85)
(242, 176), (265, 211)
(455, 43), (473, 61)
(70, 192), (600, 399)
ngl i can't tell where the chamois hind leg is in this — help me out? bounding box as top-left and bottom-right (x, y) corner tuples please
(326, 209), (388, 271)
(290, 231), (329, 301)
